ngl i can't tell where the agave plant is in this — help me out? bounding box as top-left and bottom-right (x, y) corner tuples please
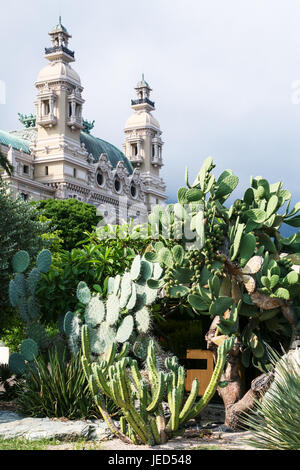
(242, 348), (300, 450)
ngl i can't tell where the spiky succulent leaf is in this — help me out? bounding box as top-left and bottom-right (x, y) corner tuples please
(89, 327), (106, 355)
(27, 295), (40, 321)
(99, 321), (116, 348)
(144, 284), (159, 305)
(36, 249), (52, 273)
(116, 315), (134, 343)
(135, 307), (151, 334)
(20, 338), (39, 362)
(140, 260), (153, 281)
(85, 296), (105, 327)
(14, 273), (26, 297)
(113, 274), (121, 296)
(27, 323), (49, 349)
(27, 268), (41, 295)
(106, 294), (120, 325)
(9, 280), (19, 308)
(152, 263), (164, 280)
(119, 273), (132, 309)
(127, 283), (137, 310)
(12, 250), (30, 273)
(64, 311), (75, 336)
(130, 255), (142, 281)
(9, 353), (26, 375)
(76, 281), (91, 305)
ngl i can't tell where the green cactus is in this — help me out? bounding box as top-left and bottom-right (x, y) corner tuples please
(12, 250), (30, 273)
(8, 353), (26, 375)
(8, 249), (54, 369)
(81, 327), (234, 446)
(63, 254), (162, 360)
(116, 316), (134, 343)
(26, 323), (49, 349)
(85, 296), (105, 327)
(36, 249), (52, 273)
(77, 281), (92, 305)
(20, 339), (39, 362)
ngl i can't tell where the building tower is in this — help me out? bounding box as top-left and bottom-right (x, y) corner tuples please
(32, 17), (90, 199)
(123, 75), (167, 212)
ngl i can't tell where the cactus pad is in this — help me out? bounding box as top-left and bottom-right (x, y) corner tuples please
(12, 250), (30, 273)
(9, 353), (26, 375)
(130, 255), (141, 281)
(119, 274), (132, 309)
(126, 283), (137, 310)
(27, 323), (49, 349)
(27, 296), (40, 321)
(77, 281), (92, 305)
(20, 338), (39, 362)
(116, 315), (134, 343)
(135, 307), (151, 333)
(14, 273), (26, 297)
(9, 280), (19, 308)
(85, 296), (105, 327)
(36, 249), (52, 273)
(28, 268), (41, 295)
(106, 294), (120, 325)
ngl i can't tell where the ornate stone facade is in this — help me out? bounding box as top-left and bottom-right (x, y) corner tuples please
(0, 20), (167, 223)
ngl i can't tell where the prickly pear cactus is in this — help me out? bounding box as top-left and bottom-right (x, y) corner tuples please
(8, 249), (53, 369)
(9, 338), (39, 376)
(63, 254), (164, 359)
(144, 157), (300, 372)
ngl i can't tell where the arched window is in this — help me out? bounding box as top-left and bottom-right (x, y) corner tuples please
(114, 178), (121, 193)
(97, 172), (104, 187)
(130, 184), (137, 198)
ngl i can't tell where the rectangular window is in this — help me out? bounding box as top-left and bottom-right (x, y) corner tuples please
(73, 168), (77, 178)
(23, 165), (29, 174)
(45, 166), (49, 176)
(43, 100), (50, 115)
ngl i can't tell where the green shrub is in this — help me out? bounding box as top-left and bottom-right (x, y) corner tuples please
(37, 237), (148, 324)
(0, 180), (49, 312)
(33, 199), (102, 251)
(0, 313), (25, 352)
(16, 348), (117, 420)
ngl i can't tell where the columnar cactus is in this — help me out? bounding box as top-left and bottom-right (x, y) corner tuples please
(63, 254), (163, 360)
(81, 325), (234, 445)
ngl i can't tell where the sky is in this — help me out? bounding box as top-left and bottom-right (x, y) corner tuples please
(1, 0), (300, 207)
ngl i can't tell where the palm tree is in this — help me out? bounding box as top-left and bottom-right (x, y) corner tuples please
(0, 149), (13, 177)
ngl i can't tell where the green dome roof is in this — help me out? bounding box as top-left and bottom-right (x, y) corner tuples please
(0, 129), (31, 154)
(51, 17), (69, 35)
(0, 126), (132, 175)
(80, 131), (133, 175)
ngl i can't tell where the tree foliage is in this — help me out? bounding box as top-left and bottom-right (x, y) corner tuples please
(0, 180), (48, 309)
(33, 199), (102, 251)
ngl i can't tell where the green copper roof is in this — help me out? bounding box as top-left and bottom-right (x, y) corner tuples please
(51, 16), (69, 35)
(137, 73), (150, 88)
(0, 125), (132, 175)
(0, 129), (31, 154)
(80, 131), (133, 175)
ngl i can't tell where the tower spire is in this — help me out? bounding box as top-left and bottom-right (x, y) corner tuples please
(45, 18), (74, 63)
